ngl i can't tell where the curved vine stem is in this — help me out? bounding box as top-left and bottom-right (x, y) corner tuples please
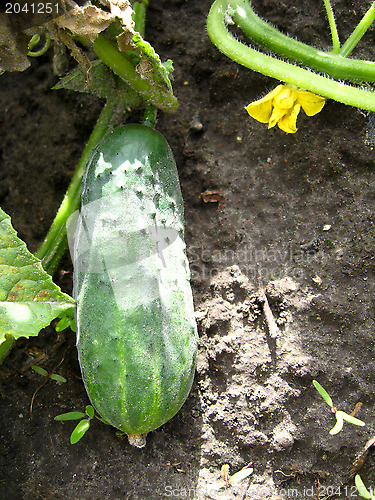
(225, 0), (375, 83)
(207, 0), (375, 111)
(28, 33), (51, 57)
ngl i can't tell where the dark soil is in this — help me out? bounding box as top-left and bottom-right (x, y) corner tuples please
(1, 1), (375, 499)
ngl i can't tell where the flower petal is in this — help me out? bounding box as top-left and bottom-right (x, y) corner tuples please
(277, 103), (300, 133)
(246, 84), (323, 132)
(256, 84), (285, 105)
(296, 91), (325, 116)
(273, 86), (296, 110)
(245, 84), (285, 124)
(268, 106), (288, 128)
(245, 100), (273, 123)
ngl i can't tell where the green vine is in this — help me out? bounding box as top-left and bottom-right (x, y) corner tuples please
(207, 0), (375, 112)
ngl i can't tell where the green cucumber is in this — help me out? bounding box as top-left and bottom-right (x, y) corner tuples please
(72, 124), (198, 447)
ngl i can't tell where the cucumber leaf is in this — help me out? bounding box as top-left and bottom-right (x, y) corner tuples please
(49, 373), (67, 383)
(0, 207), (75, 347)
(53, 60), (143, 108)
(329, 411), (344, 435)
(52, 60), (114, 98)
(31, 365), (48, 377)
(340, 411), (366, 427)
(229, 465), (253, 484)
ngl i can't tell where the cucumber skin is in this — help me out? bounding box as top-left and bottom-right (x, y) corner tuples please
(73, 124), (198, 437)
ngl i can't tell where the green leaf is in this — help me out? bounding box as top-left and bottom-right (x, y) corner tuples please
(49, 373), (67, 383)
(54, 412), (86, 421)
(53, 60), (142, 108)
(340, 411), (365, 427)
(70, 419), (91, 444)
(355, 474), (374, 499)
(55, 309), (76, 333)
(0, 207), (75, 348)
(53, 61), (112, 98)
(85, 405), (95, 419)
(313, 380), (333, 407)
(31, 365), (48, 377)
(55, 316), (70, 332)
(329, 411), (344, 435)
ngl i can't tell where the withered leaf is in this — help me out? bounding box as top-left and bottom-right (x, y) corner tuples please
(55, 4), (115, 42)
(0, 14), (30, 73)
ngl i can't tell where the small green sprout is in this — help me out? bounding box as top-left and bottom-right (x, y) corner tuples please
(227, 463), (253, 484)
(55, 405), (95, 444)
(55, 310), (76, 333)
(31, 365), (67, 383)
(30, 364), (67, 417)
(313, 380), (365, 435)
(355, 474), (375, 499)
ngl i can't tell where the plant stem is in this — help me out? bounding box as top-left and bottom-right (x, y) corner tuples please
(1, 99), (120, 362)
(34, 97), (119, 275)
(207, 0), (375, 111)
(134, 0), (158, 128)
(227, 0), (375, 83)
(89, 34), (178, 113)
(340, 2), (375, 57)
(322, 0), (340, 53)
(2, 71), (120, 366)
(142, 105), (158, 127)
(133, 0), (148, 37)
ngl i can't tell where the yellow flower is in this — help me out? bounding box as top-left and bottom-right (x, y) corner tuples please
(245, 84), (325, 133)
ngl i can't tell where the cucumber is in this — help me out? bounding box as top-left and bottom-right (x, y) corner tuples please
(72, 124), (198, 447)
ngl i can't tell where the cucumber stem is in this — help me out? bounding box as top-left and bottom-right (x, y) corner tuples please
(134, 0), (158, 128)
(226, 0), (375, 83)
(340, 2), (375, 57)
(322, 0), (340, 54)
(133, 1), (148, 37)
(0, 98), (121, 364)
(142, 105), (157, 128)
(34, 97), (120, 275)
(127, 433), (147, 448)
(90, 34), (178, 114)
